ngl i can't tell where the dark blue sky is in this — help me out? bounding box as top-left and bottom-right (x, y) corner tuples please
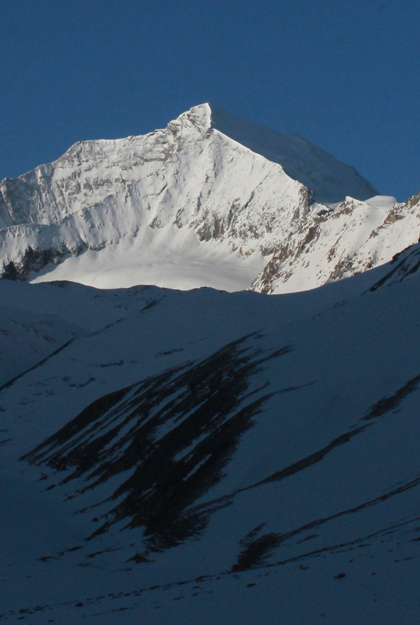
(1, 0), (419, 201)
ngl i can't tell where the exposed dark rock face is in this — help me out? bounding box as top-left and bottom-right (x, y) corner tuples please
(0, 243), (87, 281)
(369, 243), (420, 291)
(231, 526), (281, 572)
(23, 335), (292, 550)
(0, 246), (66, 281)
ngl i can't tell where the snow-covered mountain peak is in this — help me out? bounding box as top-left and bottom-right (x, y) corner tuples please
(168, 102), (213, 136)
(1, 102), (416, 294)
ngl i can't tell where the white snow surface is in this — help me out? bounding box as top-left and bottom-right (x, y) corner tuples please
(30, 224), (266, 291)
(265, 192), (420, 294)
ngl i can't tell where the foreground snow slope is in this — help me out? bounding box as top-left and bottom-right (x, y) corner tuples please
(2, 253), (420, 623)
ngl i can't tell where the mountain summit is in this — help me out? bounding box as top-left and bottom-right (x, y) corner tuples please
(152, 103), (378, 204)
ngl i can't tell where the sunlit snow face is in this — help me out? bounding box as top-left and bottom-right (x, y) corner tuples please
(0, 102), (388, 297)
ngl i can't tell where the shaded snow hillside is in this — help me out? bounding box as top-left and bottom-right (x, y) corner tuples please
(0, 103), (393, 293)
(2, 256), (420, 622)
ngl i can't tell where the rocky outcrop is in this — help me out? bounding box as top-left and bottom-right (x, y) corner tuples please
(252, 193), (420, 294)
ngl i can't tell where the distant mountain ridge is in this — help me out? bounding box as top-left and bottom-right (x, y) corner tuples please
(0, 103), (418, 293)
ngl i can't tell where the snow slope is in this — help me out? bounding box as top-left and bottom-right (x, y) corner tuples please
(1, 258), (420, 622)
(0, 304), (84, 387)
(29, 226), (267, 291)
(210, 103), (377, 204)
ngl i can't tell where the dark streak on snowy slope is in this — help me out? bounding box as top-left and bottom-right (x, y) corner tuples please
(0, 338), (75, 392)
(23, 335), (292, 549)
(21, 330), (420, 571)
(227, 371), (420, 572)
(232, 472), (420, 572)
(362, 373), (420, 419)
(369, 242), (420, 292)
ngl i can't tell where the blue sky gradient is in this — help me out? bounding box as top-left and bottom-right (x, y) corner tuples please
(1, 0), (419, 201)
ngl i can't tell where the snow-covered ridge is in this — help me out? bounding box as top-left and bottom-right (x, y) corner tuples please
(253, 193), (418, 293)
(208, 103), (378, 204)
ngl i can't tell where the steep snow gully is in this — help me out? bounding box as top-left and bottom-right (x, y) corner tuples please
(1, 105), (420, 624)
